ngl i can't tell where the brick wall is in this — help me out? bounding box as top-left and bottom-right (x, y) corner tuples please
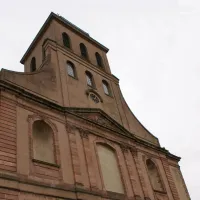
(0, 189), (18, 200)
(0, 98), (16, 172)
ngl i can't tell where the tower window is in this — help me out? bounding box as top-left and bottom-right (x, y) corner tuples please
(97, 144), (124, 193)
(85, 71), (94, 87)
(102, 80), (111, 96)
(30, 57), (36, 72)
(62, 32), (70, 48)
(80, 43), (88, 59)
(67, 61), (76, 78)
(95, 52), (103, 67)
(42, 48), (46, 61)
(32, 120), (55, 164)
(146, 159), (164, 191)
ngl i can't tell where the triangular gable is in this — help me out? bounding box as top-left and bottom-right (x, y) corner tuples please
(66, 108), (133, 137)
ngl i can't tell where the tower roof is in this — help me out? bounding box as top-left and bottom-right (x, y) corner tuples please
(20, 12), (109, 64)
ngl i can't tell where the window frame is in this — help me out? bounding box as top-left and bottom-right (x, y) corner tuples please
(145, 158), (166, 193)
(80, 43), (88, 60)
(28, 115), (60, 168)
(95, 142), (125, 194)
(62, 32), (71, 48)
(85, 71), (95, 88)
(30, 57), (36, 72)
(95, 52), (103, 67)
(67, 61), (77, 79)
(102, 80), (111, 96)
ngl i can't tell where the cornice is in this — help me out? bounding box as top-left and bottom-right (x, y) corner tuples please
(0, 80), (181, 162)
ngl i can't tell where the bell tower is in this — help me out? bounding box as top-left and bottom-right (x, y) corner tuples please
(0, 12), (190, 200)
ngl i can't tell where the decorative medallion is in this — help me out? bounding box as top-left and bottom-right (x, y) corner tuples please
(89, 93), (100, 103)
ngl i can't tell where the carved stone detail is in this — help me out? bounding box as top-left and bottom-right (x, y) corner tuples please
(80, 130), (89, 139)
(130, 147), (138, 156)
(78, 113), (124, 134)
(120, 144), (129, 153)
(65, 123), (76, 134)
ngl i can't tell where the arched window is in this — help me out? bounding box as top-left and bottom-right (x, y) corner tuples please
(86, 71), (94, 87)
(80, 43), (88, 59)
(30, 57), (36, 72)
(67, 61), (76, 78)
(97, 144), (124, 193)
(95, 52), (103, 67)
(62, 32), (70, 48)
(102, 80), (111, 96)
(32, 120), (55, 164)
(146, 159), (164, 191)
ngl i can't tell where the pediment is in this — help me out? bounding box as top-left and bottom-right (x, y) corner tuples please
(67, 108), (133, 137)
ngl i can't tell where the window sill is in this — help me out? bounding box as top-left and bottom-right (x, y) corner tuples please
(106, 191), (125, 199)
(32, 159), (60, 168)
(87, 84), (96, 90)
(68, 74), (78, 80)
(153, 189), (167, 194)
(104, 92), (113, 98)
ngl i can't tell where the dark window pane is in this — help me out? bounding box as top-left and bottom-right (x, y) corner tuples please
(30, 57), (36, 72)
(62, 32), (70, 48)
(80, 43), (88, 59)
(96, 52), (103, 67)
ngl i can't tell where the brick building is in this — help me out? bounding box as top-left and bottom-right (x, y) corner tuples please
(0, 12), (190, 200)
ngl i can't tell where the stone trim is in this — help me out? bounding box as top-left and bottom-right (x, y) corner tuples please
(0, 172), (133, 200)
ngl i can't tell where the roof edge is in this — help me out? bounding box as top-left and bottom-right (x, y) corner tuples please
(20, 12), (109, 64)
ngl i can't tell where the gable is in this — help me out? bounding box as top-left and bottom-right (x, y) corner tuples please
(67, 108), (133, 137)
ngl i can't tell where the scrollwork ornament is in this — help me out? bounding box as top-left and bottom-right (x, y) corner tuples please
(120, 144), (129, 153)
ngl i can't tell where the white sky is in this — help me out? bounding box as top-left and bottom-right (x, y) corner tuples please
(0, 0), (199, 199)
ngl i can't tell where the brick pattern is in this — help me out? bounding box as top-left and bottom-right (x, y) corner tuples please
(32, 161), (60, 180)
(0, 99), (17, 172)
(161, 158), (180, 200)
(67, 126), (82, 185)
(0, 188), (18, 200)
(81, 131), (97, 189)
(131, 149), (149, 199)
(122, 148), (141, 198)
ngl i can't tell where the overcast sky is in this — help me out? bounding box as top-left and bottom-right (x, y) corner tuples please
(0, 0), (199, 199)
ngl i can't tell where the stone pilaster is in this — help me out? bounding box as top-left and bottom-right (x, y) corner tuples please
(130, 148), (150, 200)
(66, 123), (82, 186)
(121, 145), (142, 200)
(161, 158), (180, 200)
(80, 129), (97, 189)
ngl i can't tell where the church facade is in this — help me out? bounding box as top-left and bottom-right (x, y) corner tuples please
(0, 12), (190, 200)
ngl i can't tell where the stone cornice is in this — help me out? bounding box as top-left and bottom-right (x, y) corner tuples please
(0, 80), (181, 161)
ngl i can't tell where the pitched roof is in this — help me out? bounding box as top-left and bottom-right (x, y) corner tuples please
(20, 12), (109, 64)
